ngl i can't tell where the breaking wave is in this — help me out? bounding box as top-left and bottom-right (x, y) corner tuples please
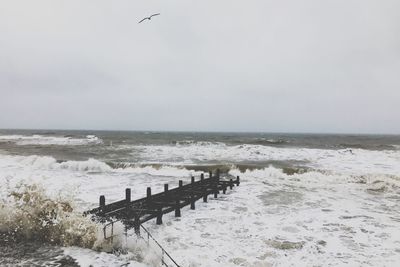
(18, 156), (113, 172)
(106, 161), (309, 175)
(0, 134), (102, 146)
(229, 166), (400, 190)
(171, 140), (224, 146)
(336, 143), (398, 150)
(128, 143), (400, 175)
(7, 153), (309, 176)
(0, 183), (99, 248)
(171, 138), (289, 147)
(249, 138), (289, 146)
(0, 182), (162, 266)
(4, 152), (400, 187)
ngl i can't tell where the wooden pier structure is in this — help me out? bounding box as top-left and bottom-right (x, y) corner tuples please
(85, 170), (240, 235)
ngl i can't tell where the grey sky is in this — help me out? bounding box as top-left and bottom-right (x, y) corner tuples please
(1, 0), (399, 133)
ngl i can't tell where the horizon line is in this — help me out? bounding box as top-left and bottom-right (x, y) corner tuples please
(0, 127), (399, 136)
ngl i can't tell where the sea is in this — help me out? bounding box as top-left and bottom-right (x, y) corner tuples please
(0, 129), (400, 267)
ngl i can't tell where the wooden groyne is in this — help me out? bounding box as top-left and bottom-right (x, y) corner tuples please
(84, 170), (240, 235)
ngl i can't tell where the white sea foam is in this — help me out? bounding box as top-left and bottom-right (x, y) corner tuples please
(63, 246), (151, 267)
(1, 154), (200, 177)
(1, 144), (400, 266)
(8, 155), (113, 172)
(0, 182), (100, 248)
(0, 134), (102, 146)
(0, 154), (201, 207)
(142, 167), (400, 267)
(130, 143), (400, 175)
(0, 180), (158, 267)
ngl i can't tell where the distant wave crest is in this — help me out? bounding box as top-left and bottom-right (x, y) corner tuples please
(0, 134), (102, 146)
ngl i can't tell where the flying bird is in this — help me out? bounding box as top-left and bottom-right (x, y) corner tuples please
(138, 13), (160, 23)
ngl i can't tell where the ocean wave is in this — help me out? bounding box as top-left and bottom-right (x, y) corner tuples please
(337, 143), (398, 150)
(3, 152), (400, 193)
(0, 134), (102, 146)
(3, 142), (400, 179)
(0, 181), (164, 266)
(0, 183), (99, 248)
(105, 161), (308, 174)
(1, 154), (200, 178)
(251, 138), (289, 146)
(393, 145), (400, 150)
(171, 140), (225, 146)
(17, 156), (113, 172)
(229, 166), (400, 189)
(171, 139), (289, 147)
(129, 143), (400, 176)
(5, 152), (307, 175)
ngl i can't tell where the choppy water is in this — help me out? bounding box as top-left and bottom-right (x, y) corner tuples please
(1, 130), (400, 266)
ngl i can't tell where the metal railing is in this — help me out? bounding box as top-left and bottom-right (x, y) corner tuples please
(103, 220), (117, 243)
(101, 219), (180, 267)
(140, 224), (180, 267)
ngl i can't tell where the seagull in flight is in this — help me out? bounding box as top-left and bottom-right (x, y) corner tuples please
(138, 13), (160, 23)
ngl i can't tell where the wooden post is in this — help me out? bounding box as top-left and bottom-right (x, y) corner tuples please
(147, 187), (152, 201)
(190, 194), (195, 210)
(134, 213), (140, 235)
(164, 184), (169, 197)
(190, 176), (195, 209)
(156, 208), (163, 225)
(214, 169), (220, 198)
(200, 173), (204, 182)
(230, 178), (233, 189)
(99, 195), (105, 208)
(203, 193), (208, 202)
(236, 176), (240, 186)
(175, 180), (183, 216)
(125, 188), (131, 203)
(175, 199), (181, 217)
(99, 195), (105, 220)
(125, 188), (131, 222)
(214, 180), (218, 199)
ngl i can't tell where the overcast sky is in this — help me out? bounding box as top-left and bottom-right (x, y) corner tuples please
(0, 0), (399, 133)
